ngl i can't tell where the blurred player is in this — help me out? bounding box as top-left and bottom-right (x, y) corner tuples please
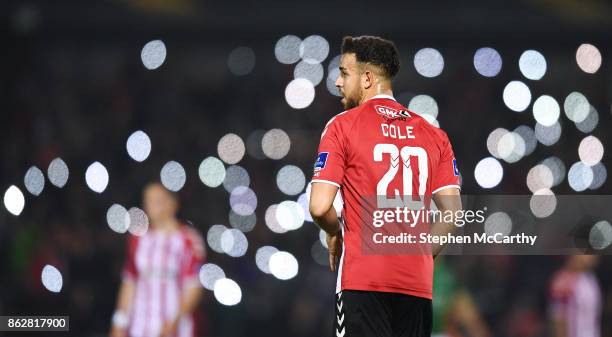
(549, 255), (601, 337)
(310, 36), (462, 337)
(110, 183), (205, 337)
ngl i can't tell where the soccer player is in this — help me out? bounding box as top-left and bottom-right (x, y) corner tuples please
(309, 36), (462, 337)
(110, 183), (205, 337)
(549, 255), (601, 337)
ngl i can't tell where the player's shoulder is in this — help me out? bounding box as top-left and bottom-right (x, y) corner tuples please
(550, 270), (577, 298)
(179, 224), (206, 257)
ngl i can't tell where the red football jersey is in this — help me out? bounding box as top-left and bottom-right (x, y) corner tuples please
(312, 95), (460, 299)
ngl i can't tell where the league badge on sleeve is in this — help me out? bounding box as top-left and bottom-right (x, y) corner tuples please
(313, 152), (329, 177)
(453, 158), (460, 176)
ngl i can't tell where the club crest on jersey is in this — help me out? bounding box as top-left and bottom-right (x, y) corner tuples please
(313, 152), (329, 176)
(374, 105), (410, 120)
(453, 158), (460, 176)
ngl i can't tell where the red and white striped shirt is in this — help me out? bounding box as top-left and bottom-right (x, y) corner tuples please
(549, 270), (601, 337)
(123, 224), (205, 337)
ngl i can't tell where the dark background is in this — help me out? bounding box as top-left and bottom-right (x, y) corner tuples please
(1, 1), (611, 336)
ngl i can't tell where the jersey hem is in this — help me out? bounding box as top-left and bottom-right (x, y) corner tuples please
(339, 283), (432, 300)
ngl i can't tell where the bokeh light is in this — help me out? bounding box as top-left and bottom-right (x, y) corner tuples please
(275, 35), (301, 64)
(106, 204), (130, 234)
(213, 278), (242, 306)
(228, 46), (256, 76)
(199, 156), (226, 188)
(484, 212), (512, 236)
(276, 165), (306, 196)
(294, 60), (324, 86)
(221, 228), (248, 257)
(311, 240), (329, 266)
(513, 125), (537, 156)
(229, 186), (257, 216)
(262, 129), (290, 160)
(474, 157), (503, 189)
(589, 163), (607, 190)
(24, 166), (45, 196)
(217, 133), (246, 165)
(85, 161), (109, 193)
(519, 50), (546, 80)
(576, 43), (602, 74)
(127, 207), (149, 236)
(246, 129), (267, 160)
(265, 204), (287, 234)
(126, 130), (151, 162)
(526, 164), (554, 193)
(223, 165), (250, 192)
(160, 161), (186, 192)
(578, 135), (603, 166)
(255, 246), (279, 274)
(497, 131), (525, 163)
(297, 193), (313, 222)
(299, 35), (329, 64)
(532, 95), (560, 127)
(141, 40), (166, 70)
(199, 263), (225, 290)
(473, 47), (502, 77)
(589, 220), (612, 250)
(568, 161), (594, 192)
(207, 224), (229, 254)
(564, 92), (590, 123)
(276, 200), (305, 231)
(3, 185), (25, 216)
(576, 105), (599, 133)
(535, 121), (561, 146)
(408, 95), (439, 119)
(530, 189), (557, 218)
(229, 210), (256, 232)
(285, 78), (315, 109)
(540, 156), (566, 186)
(487, 128), (509, 158)
(414, 48), (444, 78)
(47, 157), (69, 188)
(503, 81), (531, 112)
(41, 265), (63, 293)
(269, 251), (299, 280)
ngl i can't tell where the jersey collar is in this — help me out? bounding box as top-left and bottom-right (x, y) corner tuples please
(368, 94), (396, 101)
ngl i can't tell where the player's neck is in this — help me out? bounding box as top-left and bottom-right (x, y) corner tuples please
(360, 86), (394, 105)
(152, 218), (180, 233)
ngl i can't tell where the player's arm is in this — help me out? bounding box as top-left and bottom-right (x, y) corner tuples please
(110, 280), (134, 337)
(431, 187), (462, 257)
(309, 182), (341, 235)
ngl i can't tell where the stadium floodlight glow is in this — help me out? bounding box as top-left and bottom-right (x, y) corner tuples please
(199, 263), (225, 290)
(199, 156), (226, 188)
(576, 105), (599, 133)
(141, 40), (166, 70)
(299, 35), (329, 64)
(227, 46), (255, 76)
(535, 122), (561, 146)
(160, 161), (186, 192)
(126, 130), (151, 162)
(229, 210), (256, 232)
(568, 161), (594, 192)
(41, 265), (63, 293)
(484, 212), (512, 236)
(255, 246), (279, 274)
(229, 186), (257, 216)
(540, 157), (566, 187)
(207, 224), (229, 254)
(223, 165), (250, 193)
(265, 204), (287, 234)
(532, 95), (560, 127)
(276, 165), (306, 196)
(269, 251), (299, 280)
(576, 43), (602, 74)
(285, 78), (315, 109)
(589, 163), (606, 190)
(213, 278), (242, 306)
(473, 47), (502, 77)
(503, 81), (531, 112)
(85, 161), (109, 193)
(526, 164), (554, 193)
(217, 133), (245, 165)
(530, 189), (557, 218)
(47, 157), (69, 188)
(408, 95), (439, 119)
(414, 48), (444, 78)
(127, 207), (149, 236)
(221, 228), (248, 257)
(3, 185), (25, 216)
(474, 157), (503, 189)
(24, 166), (45, 196)
(262, 129), (291, 160)
(106, 204), (130, 234)
(564, 92), (590, 123)
(294, 60), (324, 86)
(275, 35), (302, 64)
(589, 220), (612, 250)
(578, 135), (604, 166)
(519, 50), (547, 80)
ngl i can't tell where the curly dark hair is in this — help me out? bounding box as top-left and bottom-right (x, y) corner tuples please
(341, 35), (400, 79)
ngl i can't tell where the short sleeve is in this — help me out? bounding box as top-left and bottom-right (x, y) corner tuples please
(180, 227), (206, 288)
(549, 272), (571, 321)
(311, 116), (347, 188)
(121, 236), (139, 282)
(431, 131), (461, 194)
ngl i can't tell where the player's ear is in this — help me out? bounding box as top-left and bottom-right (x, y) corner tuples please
(362, 69), (373, 89)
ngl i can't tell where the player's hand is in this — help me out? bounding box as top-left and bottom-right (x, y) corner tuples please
(109, 325), (127, 337)
(158, 317), (179, 337)
(326, 231), (343, 272)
